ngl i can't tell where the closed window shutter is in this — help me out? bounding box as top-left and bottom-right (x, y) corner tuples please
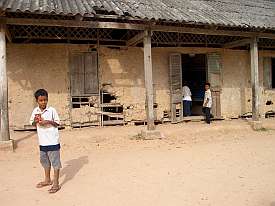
(84, 52), (99, 94)
(169, 53), (182, 103)
(263, 57), (272, 89)
(169, 53), (183, 122)
(207, 53), (222, 118)
(70, 52), (99, 96)
(70, 53), (85, 96)
(207, 53), (222, 89)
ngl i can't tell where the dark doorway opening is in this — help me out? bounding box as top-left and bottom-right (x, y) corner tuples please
(182, 54), (207, 115)
(272, 58), (275, 88)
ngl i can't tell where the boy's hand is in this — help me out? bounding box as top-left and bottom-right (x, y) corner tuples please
(32, 117), (40, 125)
(38, 120), (46, 126)
(39, 120), (59, 127)
(34, 117), (40, 123)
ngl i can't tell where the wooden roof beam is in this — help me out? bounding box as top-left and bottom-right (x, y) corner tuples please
(223, 38), (251, 49)
(5, 26), (12, 42)
(2, 17), (275, 40)
(126, 32), (145, 46)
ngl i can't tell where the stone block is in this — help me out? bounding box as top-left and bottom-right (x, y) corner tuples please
(250, 121), (263, 130)
(140, 129), (164, 140)
(0, 140), (14, 151)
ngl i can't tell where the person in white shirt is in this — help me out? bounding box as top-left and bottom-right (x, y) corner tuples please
(182, 81), (192, 116)
(30, 89), (61, 193)
(203, 83), (212, 124)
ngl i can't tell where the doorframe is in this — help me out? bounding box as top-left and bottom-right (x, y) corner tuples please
(181, 53), (208, 116)
(179, 52), (222, 118)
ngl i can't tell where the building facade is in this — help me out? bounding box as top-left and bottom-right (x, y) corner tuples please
(0, 0), (274, 134)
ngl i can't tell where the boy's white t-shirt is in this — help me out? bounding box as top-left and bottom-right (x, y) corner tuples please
(203, 89), (212, 108)
(182, 86), (192, 101)
(30, 106), (60, 146)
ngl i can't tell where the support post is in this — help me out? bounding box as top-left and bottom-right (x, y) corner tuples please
(143, 29), (155, 131)
(0, 25), (10, 142)
(250, 37), (260, 122)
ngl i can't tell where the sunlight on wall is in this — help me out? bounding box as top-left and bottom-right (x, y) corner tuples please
(107, 59), (123, 73)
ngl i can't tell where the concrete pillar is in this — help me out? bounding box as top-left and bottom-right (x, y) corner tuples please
(250, 37), (260, 122)
(143, 29), (155, 131)
(0, 25), (10, 142)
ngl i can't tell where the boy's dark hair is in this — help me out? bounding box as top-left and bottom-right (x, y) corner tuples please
(34, 89), (48, 100)
(205, 82), (211, 87)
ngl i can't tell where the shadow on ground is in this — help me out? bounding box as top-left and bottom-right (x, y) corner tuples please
(60, 156), (89, 186)
(14, 132), (36, 149)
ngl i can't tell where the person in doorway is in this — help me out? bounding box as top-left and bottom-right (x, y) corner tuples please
(182, 81), (192, 116)
(202, 83), (212, 124)
(30, 89), (62, 193)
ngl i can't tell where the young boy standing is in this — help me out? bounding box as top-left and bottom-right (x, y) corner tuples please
(30, 89), (61, 193)
(182, 81), (192, 116)
(203, 83), (212, 124)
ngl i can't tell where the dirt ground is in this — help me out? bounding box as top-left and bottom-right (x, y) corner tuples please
(1, 119), (275, 206)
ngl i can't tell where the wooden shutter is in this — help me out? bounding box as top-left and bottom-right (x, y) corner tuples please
(169, 53), (183, 122)
(70, 53), (85, 96)
(263, 57), (272, 89)
(84, 52), (98, 94)
(169, 53), (182, 103)
(207, 53), (222, 118)
(70, 52), (99, 96)
(207, 53), (222, 89)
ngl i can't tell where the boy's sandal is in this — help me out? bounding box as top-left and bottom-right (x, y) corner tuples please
(48, 185), (61, 194)
(36, 181), (53, 188)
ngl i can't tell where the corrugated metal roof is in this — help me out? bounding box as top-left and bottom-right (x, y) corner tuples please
(0, 0), (275, 29)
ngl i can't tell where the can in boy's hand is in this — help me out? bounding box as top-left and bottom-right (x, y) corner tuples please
(35, 114), (42, 122)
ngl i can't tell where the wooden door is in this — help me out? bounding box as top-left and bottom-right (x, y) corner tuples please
(169, 53), (183, 122)
(207, 53), (222, 118)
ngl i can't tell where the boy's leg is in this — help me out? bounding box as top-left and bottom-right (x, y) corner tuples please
(184, 101), (190, 116)
(183, 101), (186, 116)
(53, 169), (60, 187)
(187, 101), (192, 116)
(44, 167), (51, 183)
(205, 107), (211, 124)
(37, 151), (52, 188)
(202, 107), (206, 120)
(48, 150), (62, 193)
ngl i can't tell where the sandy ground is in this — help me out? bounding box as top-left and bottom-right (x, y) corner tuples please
(1, 119), (275, 206)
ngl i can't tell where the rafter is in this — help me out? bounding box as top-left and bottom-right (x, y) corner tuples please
(223, 38), (251, 48)
(126, 32), (144, 46)
(2, 17), (275, 39)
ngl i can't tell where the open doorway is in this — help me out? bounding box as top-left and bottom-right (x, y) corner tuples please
(272, 58), (275, 88)
(182, 54), (207, 116)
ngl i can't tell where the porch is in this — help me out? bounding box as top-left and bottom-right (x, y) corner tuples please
(0, 6), (275, 143)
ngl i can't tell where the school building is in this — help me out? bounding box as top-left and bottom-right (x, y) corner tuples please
(0, 0), (275, 145)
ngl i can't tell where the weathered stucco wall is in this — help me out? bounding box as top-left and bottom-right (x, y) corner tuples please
(7, 44), (71, 128)
(7, 44), (275, 128)
(99, 47), (146, 121)
(99, 47), (171, 121)
(220, 50), (251, 118)
(221, 49), (275, 118)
